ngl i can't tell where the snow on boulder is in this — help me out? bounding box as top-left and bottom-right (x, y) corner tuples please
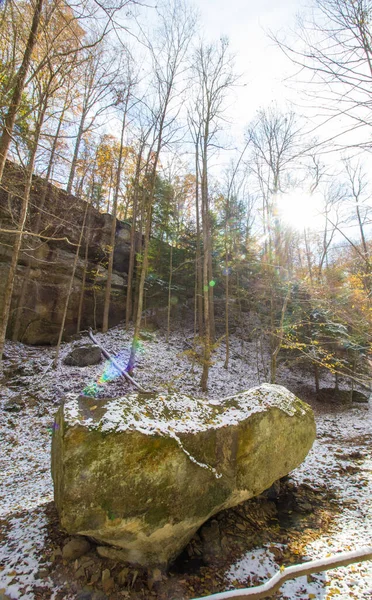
(51, 384), (315, 567)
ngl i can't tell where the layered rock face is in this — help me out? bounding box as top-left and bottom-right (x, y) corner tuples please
(0, 161), (134, 344)
(52, 384), (316, 567)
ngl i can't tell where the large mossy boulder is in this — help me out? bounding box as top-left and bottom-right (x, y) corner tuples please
(51, 384), (316, 567)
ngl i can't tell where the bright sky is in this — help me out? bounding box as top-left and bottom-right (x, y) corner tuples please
(193, 0), (306, 129)
(190, 0), (372, 236)
(129, 0), (370, 235)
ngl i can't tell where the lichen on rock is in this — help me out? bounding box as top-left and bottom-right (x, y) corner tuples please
(51, 384), (316, 567)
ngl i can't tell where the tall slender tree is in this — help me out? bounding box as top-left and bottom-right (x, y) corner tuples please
(102, 66), (136, 332)
(127, 0), (196, 373)
(0, 0), (44, 183)
(191, 37), (236, 390)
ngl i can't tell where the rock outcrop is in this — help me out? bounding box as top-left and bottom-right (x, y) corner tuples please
(52, 384), (316, 567)
(0, 161), (135, 344)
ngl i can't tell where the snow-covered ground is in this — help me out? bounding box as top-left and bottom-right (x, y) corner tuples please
(224, 404), (372, 599)
(0, 324), (371, 599)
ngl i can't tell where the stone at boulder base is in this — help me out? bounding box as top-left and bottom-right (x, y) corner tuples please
(62, 537), (91, 561)
(63, 345), (102, 367)
(51, 384), (316, 567)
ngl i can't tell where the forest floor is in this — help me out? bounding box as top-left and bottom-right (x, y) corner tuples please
(0, 321), (371, 600)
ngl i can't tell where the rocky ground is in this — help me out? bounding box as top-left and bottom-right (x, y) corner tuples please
(0, 322), (371, 600)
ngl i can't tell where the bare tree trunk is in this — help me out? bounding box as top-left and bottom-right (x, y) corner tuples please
(355, 198), (371, 290)
(335, 371), (339, 392)
(270, 284), (291, 384)
(192, 256), (198, 372)
(255, 336), (262, 383)
(12, 100), (67, 341)
(314, 361), (320, 396)
(195, 136), (203, 334)
(208, 241), (216, 341)
(350, 353), (356, 401)
(224, 203), (230, 369)
(77, 191), (94, 333)
(67, 110), (86, 194)
(102, 98), (128, 333)
(53, 201), (89, 366)
(166, 244), (173, 343)
(128, 196), (152, 373)
(106, 166), (113, 214)
(303, 227), (313, 286)
(0, 99), (46, 360)
(128, 125), (167, 372)
(127, 0), (196, 371)
(192, 38), (236, 388)
(125, 145), (144, 328)
(0, 0), (44, 183)
(132, 184), (147, 326)
(76, 225), (90, 333)
(200, 141), (211, 391)
(101, 197), (116, 333)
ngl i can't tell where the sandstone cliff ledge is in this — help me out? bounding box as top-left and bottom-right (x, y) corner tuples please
(0, 161), (134, 344)
(51, 384), (316, 567)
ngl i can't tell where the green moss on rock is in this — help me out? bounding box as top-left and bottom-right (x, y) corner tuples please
(51, 384), (316, 567)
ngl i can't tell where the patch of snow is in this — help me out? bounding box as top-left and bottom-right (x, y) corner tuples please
(1, 326), (371, 599)
(0, 506), (56, 599)
(288, 406), (372, 599)
(226, 546), (325, 598)
(225, 403), (372, 599)
(0, 406), (53, 518)
(62, 383), (309, 436)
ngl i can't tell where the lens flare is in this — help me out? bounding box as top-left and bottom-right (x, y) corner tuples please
(81, 341), (145, 397)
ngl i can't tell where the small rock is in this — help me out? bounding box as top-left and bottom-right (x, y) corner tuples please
(102, 569), (111, 583)
(36, 567), (49, 578)
(97, 546), (128, 563)
(138, 331), (155, 341)
(75, 566), (86, 579)
(80, 557), (95, 567)
(88, 571), (101, 585)
(117, 567), (129, 586)
(102, 577), (115, 593)
(352, 390), (369, 403)
(51, 547), (62, 561)
(63, 345), (102, 367)
(62, 537), (91, 561)
(147, 568), (163, 590)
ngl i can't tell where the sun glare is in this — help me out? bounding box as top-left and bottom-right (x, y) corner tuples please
(277, 190), (324, 232)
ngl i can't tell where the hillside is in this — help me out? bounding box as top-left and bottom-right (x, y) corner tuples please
(0, 324), (371, 600)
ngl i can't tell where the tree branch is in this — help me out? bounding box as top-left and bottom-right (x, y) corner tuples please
(191, 546), (372, 600)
